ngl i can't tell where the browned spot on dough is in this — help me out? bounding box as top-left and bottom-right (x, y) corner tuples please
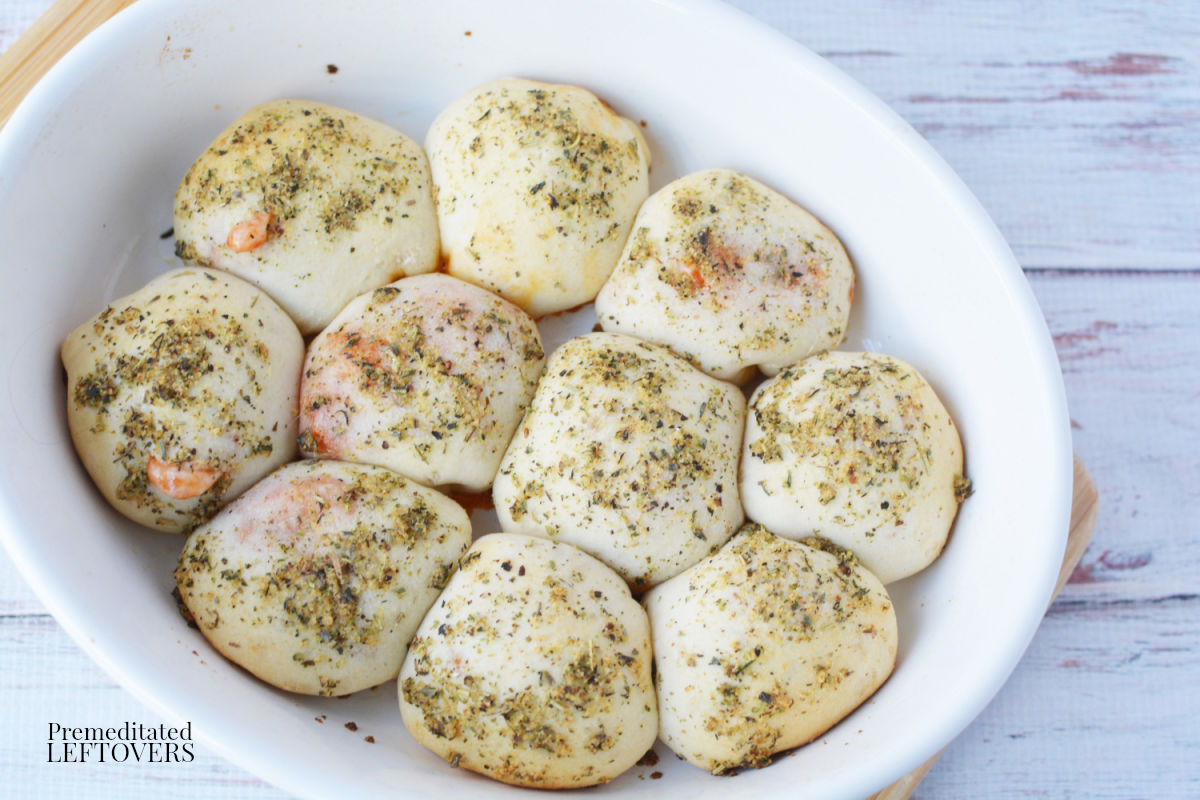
(446, 490), (495, 515)
(637, 748), (659, 767)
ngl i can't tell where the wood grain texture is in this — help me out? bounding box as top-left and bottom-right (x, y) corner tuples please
(916, 599), (1200, 799)
(0, 0), (137, 127)
(1037, 270), (1200, 608)
(916, 269), (1200, 798)
(1057, 459), (1100, 598)
(728, 0), (1200, 271)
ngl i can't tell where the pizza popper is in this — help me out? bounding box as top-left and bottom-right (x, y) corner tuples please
(595, 169), (854, 383)
(62, 268), (303, 532)
(298, 273), (545, 491)
(399, 533), (658, 788)
(493, 332), (745, 590)
(644, 524), (898, 774)
(741, 351), (968, 583)
(427, 78), (650, 317)
(174, 99), (438, 335)
(176, 460), (470, 696)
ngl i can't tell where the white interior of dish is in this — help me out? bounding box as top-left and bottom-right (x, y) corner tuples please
(0, 1), (1071, 797)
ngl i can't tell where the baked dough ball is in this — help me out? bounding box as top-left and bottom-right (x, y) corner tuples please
(298, 273), (545, 491)
(427, 78), (650, 317)
(175, 460), (470, 696)
(174, 99), (438, 334)
(595, 169), (854, 383)
(62, 268), (302, 532)
(644, 524), (898, 774)
(493, 332), (745, 590)
(741, 351), (968, 583)
(399, 533), (657, 788)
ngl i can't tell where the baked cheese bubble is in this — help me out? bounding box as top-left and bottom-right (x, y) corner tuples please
(62, 268), (303, 533)
(427, 78), (650, 317)
(493, 332), (745, 591)
(399, 533), (657, 788)
(595, 169), (854, 383)
(741, 351), (968, 584)
(644, 524), (898, 774)
(175, 459), (470, 696)
(298, 273), (545, 491)
(174, 99), (438, 335)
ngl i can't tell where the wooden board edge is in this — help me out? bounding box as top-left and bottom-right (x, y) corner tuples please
(0, 0), (138, 128)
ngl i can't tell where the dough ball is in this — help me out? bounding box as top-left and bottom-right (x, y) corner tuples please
(644, 524), (898, 774)
(298, 273), (545, 491)
(427, 78), (650, 317)
(62, 268), (303, 533)
(595, 169), (853, 383)
(493, 332), (745, 590)
(741, 351), (967, 583)
(399, 533), (658, 788)
(175, 459), (470, 696)
(174, 99), (438, 334)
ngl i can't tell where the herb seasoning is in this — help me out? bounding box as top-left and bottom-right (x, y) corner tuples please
(644, 524), (898, 774)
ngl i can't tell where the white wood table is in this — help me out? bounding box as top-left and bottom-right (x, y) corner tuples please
(2, 1), (1197, 797)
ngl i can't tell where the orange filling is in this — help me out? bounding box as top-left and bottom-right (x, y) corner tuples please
(147, 455), (223, 500)
(226, 211), (274, 252)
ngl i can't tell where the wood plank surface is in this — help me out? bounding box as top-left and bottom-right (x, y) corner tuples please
(916, 270), (1200, 799)
(1, 1), (1198, 799)
(737, 0), (1200, 271)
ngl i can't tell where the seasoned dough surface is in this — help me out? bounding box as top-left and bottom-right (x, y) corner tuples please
(399, 533), (657, 788)
(62, 268), (302, 532)
(741, 351), (967, 583)
(427, 78), (650, 317)
(645, 524), (898, 774)
(596, 169), (854, 382)
(174, 99), (438, 334)
(176, 460), (470, 696)
(299, 273), (545, 491)
(493, 332), (745, 590)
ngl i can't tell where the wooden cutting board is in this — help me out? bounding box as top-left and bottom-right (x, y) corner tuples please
(0, 3), (1099, 797)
